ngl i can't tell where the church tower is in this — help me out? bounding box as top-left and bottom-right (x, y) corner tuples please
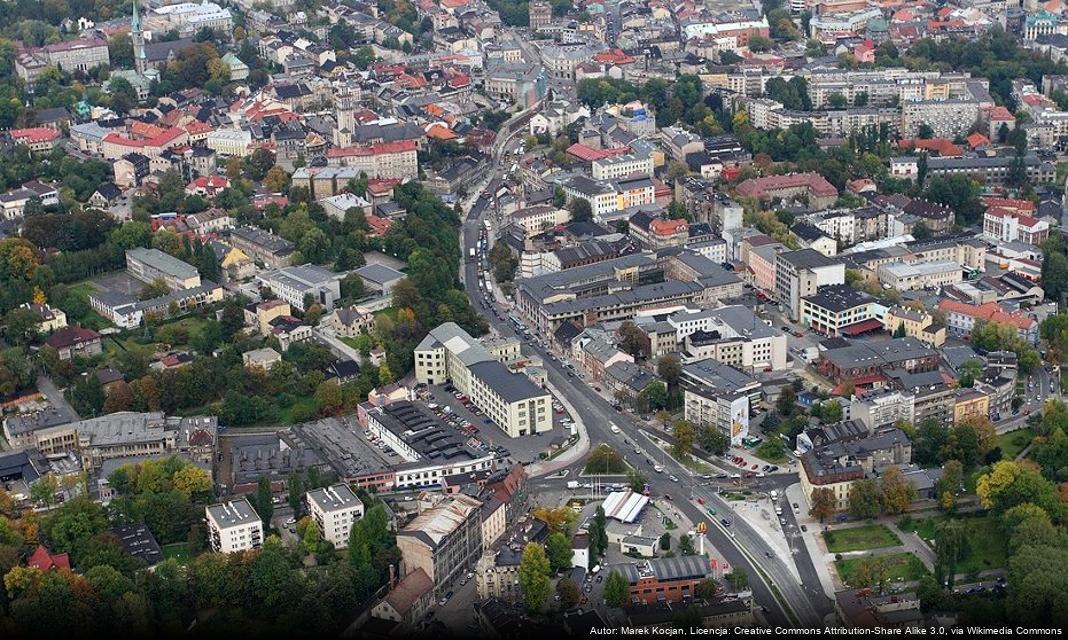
(132, 0), (146, 76)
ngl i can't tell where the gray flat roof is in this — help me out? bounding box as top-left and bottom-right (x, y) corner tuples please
(306, 483), (361, 513)
(468, 360), (550, 403)
(126, 247), (199, 280)
(207, 498), (259, 528)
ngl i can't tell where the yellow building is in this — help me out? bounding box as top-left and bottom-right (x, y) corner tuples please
(952, 389), (990, 425)
(884, 305), (946, 347)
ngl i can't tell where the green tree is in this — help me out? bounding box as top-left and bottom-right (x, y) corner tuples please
(546, 532), (573, 573)
(256, 476), (274, 530)
(810, 487), (836, 522)
(567, 197), (592, 223)
(518, 543), (552, 613)
(934, 519), (968, 588)
(879, 465), (917, 515)
(556, 576), (580, 609)
(725, 568), (748, 591)
(604, 569), (629, 607)
(672, 419), (695, 459)
(848, 478), (882, 519)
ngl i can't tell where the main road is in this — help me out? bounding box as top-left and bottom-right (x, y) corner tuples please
(455, 148), (832, 626)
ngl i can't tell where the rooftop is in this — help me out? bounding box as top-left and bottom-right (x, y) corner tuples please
(306, 483), (361, 513)
(207, 498), (259, 529)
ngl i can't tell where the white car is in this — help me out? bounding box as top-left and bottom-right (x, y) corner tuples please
(610, 425), (621, 434)
(669, 475), (679, 482)
(654, 465), (664, 473)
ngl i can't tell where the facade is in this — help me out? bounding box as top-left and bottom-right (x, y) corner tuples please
(735, 173), (838, 209)
(324, 140), (418, 179)
(800, 285), (883, 337)
(983, 208), (1050, 246)
(126, 248), (202, 291)
(611, 557), (711, 605)
(206, 499), (263, 553)
(774, 249), (846, 321)
(44, 326), (102, 361)
(306, 483), (364, 549)
(476, 548), (521, 602)
(952, 389), (990, 426)
(229, 226), (295, 268)
(15, 38), (109, 83)
(257, 264), (344, 311)
(414, 323), (551, 438)
(396, 494), (484, 597)
(877, 261), (962, 291)
(851, 389), (915, 432)
(883, 306), (945, 347)
(669, 306), (788, 371)
(936, 299), (1038, 344)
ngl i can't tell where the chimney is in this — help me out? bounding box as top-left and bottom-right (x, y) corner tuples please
(389, 563), (397, 589)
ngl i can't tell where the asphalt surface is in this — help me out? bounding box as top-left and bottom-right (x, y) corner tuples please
(455, 140), (832, 625)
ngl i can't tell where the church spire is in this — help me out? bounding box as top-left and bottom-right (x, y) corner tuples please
(132, 0), (146, 76)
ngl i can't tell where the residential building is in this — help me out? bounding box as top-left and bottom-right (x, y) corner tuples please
(669, 306), (788, 371)
(983, 207), (1050, 246)
(257, 264), (344, 311)
(851, 389), (915, 432)
(126, 248), (201, 291)
(883, 306), (945, 347)
(681, 360), (760, 445)
(476, 547), (521, 602)
(414, 323), (551, 438)
(396, 493), (483, 597)
(370, 568), (434, 627)
(229, 226), (295, 268)
(952, 389), (990, 426)
(243, 347), (282, 371)
(936, 299), (1038, 344)
(19, 303), (66, 333)
(798, 424), (911, 511)
(324, 140), (418, 180)
(774, 249), (846, 321)
(44, 326), (102, 361)
(818, 338), (940, 384)
(306, 483), (364, 549)
(206, 499), (263, 553)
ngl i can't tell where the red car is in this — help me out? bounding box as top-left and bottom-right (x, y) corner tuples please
(751, 464), (759, 470)
(697, 498), (705, 505)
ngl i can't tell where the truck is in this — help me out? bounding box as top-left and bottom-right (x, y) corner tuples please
(468, 248), (475, 259)
(566, 481), (580, 490)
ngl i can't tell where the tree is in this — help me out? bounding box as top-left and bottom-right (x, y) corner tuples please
(532, 505), (577, 535)
(30, 475), (58, 506)
(618, 321), (646, 358)
(256, 476), (274, 530)
(977, 460), (1062, 517)
(748, 35), (773, 52)
(678, 533), (696, 556)
(139, 278), (170, 300)
(695, 578), (720, 600)
(918, 123), (935, 139)
(937, 460), (964, 512)
(698, 426), (730, 455)
(879, 466), (916, 515)
(725, 568), (748, 591)
(627, 469), (648, 493)
(659, 532), (671, 550)
(589, 506), (607, 565)
(567, 197), (592, 223)
(810, 487), (836, 522)
(958, 358), (984, 388)
(776, 384), (797, 417)
(518, 543), (552, 613)
(287, 472), (305, 518)
(546, 532), (574, 573)
(556, 577), (580, 609)
(672, 419), (695, 459)
(604, 570), (629, 607)
(848, 479), (882, 519)
(657, 355), (682, 396)
(934, 519), (968, 588)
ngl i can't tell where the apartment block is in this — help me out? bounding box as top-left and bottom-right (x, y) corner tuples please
(774, 249), (846, 321)
(396, 494), (483, 597)
(206, 499), (263, 553)
(306, 483), (364, 549)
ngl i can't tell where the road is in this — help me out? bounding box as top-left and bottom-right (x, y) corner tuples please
(455, 136), (831, 626)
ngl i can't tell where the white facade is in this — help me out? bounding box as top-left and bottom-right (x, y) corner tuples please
(206, 499), (263, 553)
(306, 484), (364, 549)
(684, 387), (750, 445)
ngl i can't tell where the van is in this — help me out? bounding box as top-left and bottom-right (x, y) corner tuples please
(566, 481), (580, 490)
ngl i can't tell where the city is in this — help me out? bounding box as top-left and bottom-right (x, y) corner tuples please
(0, 0), (1065, 636)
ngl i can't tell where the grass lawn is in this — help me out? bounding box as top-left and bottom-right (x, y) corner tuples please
(835, 553), (928, 587)
(997, 427), (1035, 461)
(823, 524), (902, 553)
(899, 514), (1007, 574)
(162, 542), (191, 563)
(754, 441), (788, 464)
(63, 280), (111, 330)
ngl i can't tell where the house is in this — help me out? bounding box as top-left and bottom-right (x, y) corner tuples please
(19, 303), (67, 333)
(89, 183), (123, 208)
(322, 306), (375, 337)
(112, 523), (163, 566)
(370, 568), (434, 626)
(243, 347), (282, 371)
(306, 483), (364, 548)
(45, 327), (102, 361)
(26, 545), (70, 571)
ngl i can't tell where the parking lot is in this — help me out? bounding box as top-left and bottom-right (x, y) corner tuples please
(423, 383), (573, 466)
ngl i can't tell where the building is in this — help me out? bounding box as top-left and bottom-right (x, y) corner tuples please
(306, 483), (364, 549)
(19, 302), (66, 333)
(29, 411), (216, 471)
(670, 306), (788, 371)
(681, 360), (759, 445)
(610, 556), (712, 605)
(126, 248), (201, 291)
(243, 347), (282, 371)
(414, 323), (551, 438)
(206, 499), (263, 553)
(324, 140), (418, 179)
(89, 282), (223, 329)
(257, 264), (344, 311)
(735, 173), (838, 209)
(799, 424), (911, 511)
(15, 38), (109, 83)
(775, 249), (846, 321)
(878, 261), (962, 291)
(952, 388), (990, 425)
(936, 299), (1037, 344)
(529, 0), (552, 29)
(890, 154), (1056, 186)
(851, 389), (915, 432)
(818, 337), (939, 384)
(800, 285), (883, 337)
(44, 326), (102, 361)
(883, 306), (945, 347)
(983, 207), (1050, 246)
(396, 493), (483, 597)
(229, 226), (295, 268)
(370, 568), (434, 626)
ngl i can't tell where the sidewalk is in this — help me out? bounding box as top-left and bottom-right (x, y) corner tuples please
(526, 377), (590, 477)
(785, 483), (838, 598)
(726, 493), (800, 583)
(885, 520), (936, 572)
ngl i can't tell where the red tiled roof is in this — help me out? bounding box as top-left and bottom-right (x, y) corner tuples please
(326, 140), (417, 158)
(735, 172), (837, 198)
(425, 124), (457, 140)
(649, 218), (688, 236)
(966, 132), (990, 148)
(840, 318), (884, 336)
(937, 299), (1034, 330)
(27, 546), (70, 571)
(897, 138), (963, 157)
(982, 196), (1035, 212)
(565, 143), (629, 162)
(9, 127), (60, 144)
(45, 326), (100, 349)
(367, 178), (401, 195)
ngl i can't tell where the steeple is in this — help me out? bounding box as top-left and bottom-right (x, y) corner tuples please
(132, 0), (146, 76)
